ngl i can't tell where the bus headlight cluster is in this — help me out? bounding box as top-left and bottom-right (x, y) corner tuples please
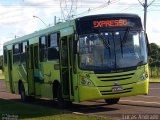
(140, 72), (149, 80)
(80, 76), (94, 86)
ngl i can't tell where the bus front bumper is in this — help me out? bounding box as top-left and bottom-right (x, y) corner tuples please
(78, 79), (149, 102)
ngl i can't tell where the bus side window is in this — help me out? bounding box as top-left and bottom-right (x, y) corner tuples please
(48, 33), (59, 60)
(39, 36), (47, 62)
(13, 43), (21, 64)
(3, 47), (7, 65)
(21, 41), (28, 64)
(34, 46), (39, 68)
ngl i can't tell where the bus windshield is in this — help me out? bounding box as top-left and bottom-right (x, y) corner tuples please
(78, 30), (147, 71)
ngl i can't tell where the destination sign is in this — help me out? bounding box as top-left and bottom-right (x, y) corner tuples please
(76, 14), (142, 35)
(93, 19), (128, 28)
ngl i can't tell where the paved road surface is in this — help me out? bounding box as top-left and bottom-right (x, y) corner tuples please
(0, 80), (160, 120)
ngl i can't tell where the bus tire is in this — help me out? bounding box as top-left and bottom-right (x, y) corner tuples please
(53, 81), (63, 101)
(105, 98), (120, 105)
(19, 83), (27, 102)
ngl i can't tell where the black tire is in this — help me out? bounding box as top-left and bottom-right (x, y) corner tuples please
(53, 82), (72, 108)
(57, 84), (63, 102)
(53, 83), (64, 108)
(19, 83), (27, 102)
(105, 98), (120, 105)
(53, 82), (63, 101)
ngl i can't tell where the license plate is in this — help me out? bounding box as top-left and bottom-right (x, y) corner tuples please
(112, 86), (123, 92)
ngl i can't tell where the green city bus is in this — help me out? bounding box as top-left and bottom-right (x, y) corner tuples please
(3, 13), (149, 105)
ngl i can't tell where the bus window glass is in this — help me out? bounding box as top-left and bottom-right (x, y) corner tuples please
(79, 31), (148, 71)
(3, 47), (7, 65)
(48, 33), (59, 60)
(49, 33), (58, 48)
(41, 36), (46, 46)
(21, 41), (28, 64)
(34, 46), (39, 68)
(140, 31), (147, 63)
(40, 36), (47, 62)
(22, 42), (28, 53)
(14, 44), (20, 54)
(13, 43), (20, 64)
(79, 33), (114, 70)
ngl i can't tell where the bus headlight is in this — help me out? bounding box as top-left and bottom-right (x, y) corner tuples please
(140, 72), (148, 80)
(80, 76), (94, 86)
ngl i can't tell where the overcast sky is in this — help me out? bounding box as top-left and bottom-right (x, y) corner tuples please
(0, 0), (160, 55)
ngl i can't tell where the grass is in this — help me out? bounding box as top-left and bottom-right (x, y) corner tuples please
(149, 78), (160, 83)
(149, 67), (160, 83)
(0, 70), (4, 80)
(22, 114), (106, 120)
(0, 99), (108, 120)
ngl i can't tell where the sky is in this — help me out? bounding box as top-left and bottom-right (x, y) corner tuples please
(0, 0), (160, 55)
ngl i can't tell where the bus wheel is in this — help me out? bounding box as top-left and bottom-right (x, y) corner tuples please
(53, 82), (62, 101)
(19, 83), (27, 102)
(105, 98), (120, 105)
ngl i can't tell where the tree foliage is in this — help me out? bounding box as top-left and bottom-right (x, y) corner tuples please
(149, 43), (160, 66)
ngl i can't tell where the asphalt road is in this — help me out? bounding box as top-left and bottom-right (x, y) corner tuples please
(0, 80), (160, 120)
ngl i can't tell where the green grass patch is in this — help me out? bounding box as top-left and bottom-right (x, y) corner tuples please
(0, 99), (108, 120)
(149, 78), (160, 83)
(149, 66), (160, 78)
(0, 70), (4, 80)
(22, 114), (106, 120)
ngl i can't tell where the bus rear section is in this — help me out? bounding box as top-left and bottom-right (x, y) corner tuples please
(75, 14), (149, 104)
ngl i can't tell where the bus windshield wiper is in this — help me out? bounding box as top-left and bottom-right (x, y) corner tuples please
(98, 34), (110, 48)
(94, 29), (110, 48)
(122, 27), (130, 44)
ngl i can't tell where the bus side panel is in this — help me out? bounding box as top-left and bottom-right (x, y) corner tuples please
(12, 64), (21, 94)
(12, 64), (28, 95)
(40, 61), (61, 98)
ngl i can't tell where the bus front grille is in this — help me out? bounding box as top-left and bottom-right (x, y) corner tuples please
(97, 72), (134, 81)
(100, 87), (132, 95)
(95, 71), (135, 88)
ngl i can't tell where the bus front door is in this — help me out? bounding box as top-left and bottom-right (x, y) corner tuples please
(27, 44), (40, 96)
(27, 45), (35, 95)
(60, 36), (74, 101)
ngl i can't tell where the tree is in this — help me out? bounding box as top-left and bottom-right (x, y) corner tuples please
(149, 43), (160, 64)
(149, 43), (160, 77)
